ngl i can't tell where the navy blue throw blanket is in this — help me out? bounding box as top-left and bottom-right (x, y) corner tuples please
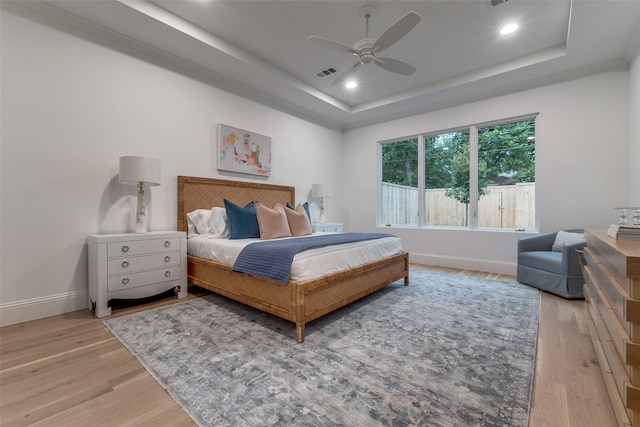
(232, 232), (395, 284)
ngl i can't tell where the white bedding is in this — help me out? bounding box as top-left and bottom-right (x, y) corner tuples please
(187, 233), (403, 282)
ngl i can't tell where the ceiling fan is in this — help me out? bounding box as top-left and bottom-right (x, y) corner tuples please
(308, 5), (421, 85)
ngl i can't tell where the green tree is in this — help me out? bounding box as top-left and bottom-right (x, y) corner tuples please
(479, 119), (535, 183)
(444, 144), (489, 205)
(382, 117), (534, 194)
(424, 130), (470, 189)
(381, 138), (418, 187)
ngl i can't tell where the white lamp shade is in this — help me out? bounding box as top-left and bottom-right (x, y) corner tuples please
(312, 183), (333, 198)
(119, 156), (161, 186)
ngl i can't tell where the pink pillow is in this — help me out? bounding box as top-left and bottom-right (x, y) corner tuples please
(285, 203), (313, 236)
(255, 203), (291, 240)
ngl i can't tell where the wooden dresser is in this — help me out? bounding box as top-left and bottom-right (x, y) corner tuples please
(584, 229), (640, 427)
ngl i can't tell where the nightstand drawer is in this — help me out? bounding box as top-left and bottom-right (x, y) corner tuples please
(108, 266), (182, 292)
(108, 280), (183, 301)
(107, 238), (180, 257)
(108, 251), (181, 274)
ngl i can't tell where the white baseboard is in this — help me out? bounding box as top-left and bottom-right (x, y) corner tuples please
(0, 254), (515, 327)
(0, 290), (88, 327)
(409, 252), (517, 276)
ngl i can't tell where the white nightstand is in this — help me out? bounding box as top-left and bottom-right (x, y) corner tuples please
(313, 222), (343, 233)
(88, 231), (187, 318)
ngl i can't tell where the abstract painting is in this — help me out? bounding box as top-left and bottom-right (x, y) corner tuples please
(217, 124), (271, 176)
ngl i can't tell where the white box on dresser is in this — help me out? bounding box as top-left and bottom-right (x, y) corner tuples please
(313, 222), (343, 233)
(88, 231), (187, 318)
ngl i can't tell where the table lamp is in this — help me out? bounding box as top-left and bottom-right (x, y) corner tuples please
(312, 183), (333, 224)
(119, 156), (161, 233)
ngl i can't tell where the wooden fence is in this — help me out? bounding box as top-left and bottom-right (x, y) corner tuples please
(381, 182), (535, 229)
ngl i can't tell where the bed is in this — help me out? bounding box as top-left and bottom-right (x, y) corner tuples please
(177, 176), (409, 342)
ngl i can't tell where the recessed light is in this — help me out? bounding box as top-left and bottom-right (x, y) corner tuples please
(345, 81), (357, 89)
(500, 23), (519, 35)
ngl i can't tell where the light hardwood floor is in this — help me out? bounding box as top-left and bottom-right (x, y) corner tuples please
(0, 265), (618, 426)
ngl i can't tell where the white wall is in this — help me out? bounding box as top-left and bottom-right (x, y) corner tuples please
(630, 52), (640, 206)
(0, 6), (343, 325)
(343, 71), (630, 275)
(1, 4), (636, 326)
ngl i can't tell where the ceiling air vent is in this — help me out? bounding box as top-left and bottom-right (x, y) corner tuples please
(315, 67), (338, 78)
(489, 0), (509, 6)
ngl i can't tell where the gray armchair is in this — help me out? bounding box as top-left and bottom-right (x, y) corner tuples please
(517, 229), (586, 299)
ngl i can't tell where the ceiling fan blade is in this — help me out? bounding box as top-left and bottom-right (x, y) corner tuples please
(307, 35), (358, 55)
(331, 62), (363, 85)
(372, 11), (421, 53)
(374, 57), (417, 76)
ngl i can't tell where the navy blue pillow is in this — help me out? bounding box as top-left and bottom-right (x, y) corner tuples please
(286, 202), (312, 224)
(224, 199), (260, 239)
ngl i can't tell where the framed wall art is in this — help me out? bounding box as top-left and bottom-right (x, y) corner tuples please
(217, 124), (271, 176)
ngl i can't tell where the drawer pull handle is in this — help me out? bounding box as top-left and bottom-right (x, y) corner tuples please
(164, 256), (171, 263)
(121, 245), (129, 253)
(164, 240), (171, 248)
(122, 261), (129, 268)
(122, 277), (129, 285)
(164, 271), (171, 278)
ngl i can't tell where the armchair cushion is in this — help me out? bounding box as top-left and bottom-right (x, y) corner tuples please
(518, 251), (564, 275)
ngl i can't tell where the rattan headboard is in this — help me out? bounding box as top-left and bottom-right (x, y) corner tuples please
(177, 176), (296, 232)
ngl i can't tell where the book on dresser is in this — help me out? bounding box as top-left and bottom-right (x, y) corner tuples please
(607, 224), (640, 240)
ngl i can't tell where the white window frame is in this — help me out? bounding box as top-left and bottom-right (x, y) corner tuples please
(378, 114), (537, 231)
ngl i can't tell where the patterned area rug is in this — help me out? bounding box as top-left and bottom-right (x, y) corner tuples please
(105, 269), (539, 426)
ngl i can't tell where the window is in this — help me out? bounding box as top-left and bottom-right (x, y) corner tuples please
(380, 138), (419, 226)
(424, 130), (470, 227)
(379, 116), (536, 230)
(477, 120), (535, 229)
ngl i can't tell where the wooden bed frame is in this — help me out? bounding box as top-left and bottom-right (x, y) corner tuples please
(177, 176), (409, 342)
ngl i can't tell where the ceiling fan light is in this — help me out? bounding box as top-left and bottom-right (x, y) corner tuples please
(360, 53), (375, 64)
(500, 23), (519, 35)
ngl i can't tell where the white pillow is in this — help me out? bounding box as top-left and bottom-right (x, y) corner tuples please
(186, 207), (230, 238)
(208, 207), (230, 238)
(552, 230), (586, 252)
(186, 209), (213, 237)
